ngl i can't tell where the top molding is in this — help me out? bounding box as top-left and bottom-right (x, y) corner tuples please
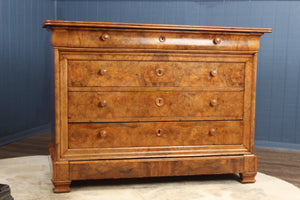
(43, 20), (272, 34)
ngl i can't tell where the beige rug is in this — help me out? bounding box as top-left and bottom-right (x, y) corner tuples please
(1, 156), (300, 200)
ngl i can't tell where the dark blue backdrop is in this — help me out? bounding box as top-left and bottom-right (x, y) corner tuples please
(0, 0), (53, 145)
(1, 0), (300, 150)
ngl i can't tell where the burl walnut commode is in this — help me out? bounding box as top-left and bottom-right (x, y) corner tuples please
(43, 20), (271, 193)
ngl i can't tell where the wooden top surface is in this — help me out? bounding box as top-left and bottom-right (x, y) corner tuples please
(43, 20), (272, 33)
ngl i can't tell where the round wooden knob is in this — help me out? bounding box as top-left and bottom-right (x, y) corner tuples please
(213, 37), (222, 45)
(100, 33), (110, 41)
(99, 130), (107, 138)
(159, 35), (166, 42)
(99, 100), (107, 107)
(156, 68), (163, 76)
(210, 69), (217, 77)
(98, 68), (107, 75)
(209, 128), (217, 136)
(210, 99), (218, 106)
(155, 98), (164, 107)
(156, 129), (162, 137)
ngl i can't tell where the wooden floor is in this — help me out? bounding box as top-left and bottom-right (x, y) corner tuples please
(0, 131), (299, 188)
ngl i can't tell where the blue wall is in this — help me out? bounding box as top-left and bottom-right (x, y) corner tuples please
(55, 0), (300, 148)
(0, 0), (54, 144)
(1, 0), (300, 149)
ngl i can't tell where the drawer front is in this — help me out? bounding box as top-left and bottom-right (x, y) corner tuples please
(68, 61), (244, 88)
(52, 29), (260, 51)
(68, 91), (243, 121)
(68, 121), (243, 149)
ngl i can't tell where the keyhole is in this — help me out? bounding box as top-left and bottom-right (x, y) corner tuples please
(155, 97), (164, 107)
(156, 68), (163, 76)
(156, 129), (162, 136)
(159, 35), (166, 42)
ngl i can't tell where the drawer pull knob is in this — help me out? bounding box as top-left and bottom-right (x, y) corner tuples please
(99, 100), (107, 107)
(100, 33), (110, 41)
(156, 129), (163, 136)
(156, 68), (163, 76)
(159, 35), (166, 42)
(213, 37), (222, 45)
(210, 69), (218, 77)
(155, 98), (164, 107)
(210, 99), (218, 106)
(209, 128), (218, 136)
(99, 130), (107, 138)
(98, 69), (107, 75)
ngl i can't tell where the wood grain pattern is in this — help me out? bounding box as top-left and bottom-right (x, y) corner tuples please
(44, 20), (271, 192)
(68, 91), (244, 122)
(61, 50), (254, 62)
(68, 121), (243, 149)
(49, 143), (71, 193)
(50, 28), (262, 51)
(68, 61), (245, 88)
(240, 154), (257, 183)
(70, 156), (244, 180)
(43, 20), (272, 33)
(2, 133), (299, 188)
(61, 145), (248, 161)
(255, 148), (300, 188)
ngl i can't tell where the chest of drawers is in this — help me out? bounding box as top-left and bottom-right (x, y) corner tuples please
(44, 20), (271, 193)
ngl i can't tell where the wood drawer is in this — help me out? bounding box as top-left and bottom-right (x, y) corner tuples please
(69, 156), (244, 180)
(51, 28), (261, 51)
(68, 121), (243, 149)
(68, 61), (244, 88)
(68, 91), (243, 122)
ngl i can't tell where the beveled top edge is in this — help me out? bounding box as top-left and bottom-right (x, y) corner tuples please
(43, 20), (272, 33)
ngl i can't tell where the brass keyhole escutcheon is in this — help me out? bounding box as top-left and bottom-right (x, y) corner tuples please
(156, 68), (163, 76)
(156, 129), (162, 136)
(159, 35), (166, 42)
(155, 98), (164, 107)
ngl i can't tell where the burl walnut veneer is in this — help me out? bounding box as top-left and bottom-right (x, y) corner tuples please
(43, 20), (271, 193)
